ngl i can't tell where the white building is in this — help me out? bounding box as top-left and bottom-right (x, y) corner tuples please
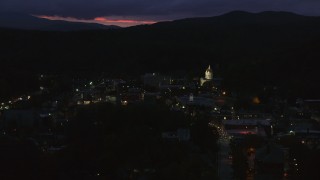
(200, 65), (213, 86)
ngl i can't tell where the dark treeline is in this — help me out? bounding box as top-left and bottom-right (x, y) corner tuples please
(0, 103), (219, 180)
(1, 11), (320, 100)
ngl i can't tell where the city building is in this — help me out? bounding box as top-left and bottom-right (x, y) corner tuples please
(142, 73), (171, 89)
(1, 110), (40, 135)
(223, 119), (272, 137)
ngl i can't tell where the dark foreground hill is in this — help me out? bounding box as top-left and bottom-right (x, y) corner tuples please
(0, 11), (320, 99)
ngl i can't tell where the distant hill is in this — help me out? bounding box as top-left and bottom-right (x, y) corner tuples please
(150, 11), (313, 26)
(0, 13), (120, 31)
(0, 11), (320, 99)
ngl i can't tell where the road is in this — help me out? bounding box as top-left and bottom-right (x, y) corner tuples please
(218, 139), (233, 180)
(210, 122), (234, 180)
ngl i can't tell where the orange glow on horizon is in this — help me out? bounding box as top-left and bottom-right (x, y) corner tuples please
(94, 17), (156, 24)
(35, 15), (157, 27)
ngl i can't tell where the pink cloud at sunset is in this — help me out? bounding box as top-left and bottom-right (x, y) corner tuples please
(36, 15), (157, 27)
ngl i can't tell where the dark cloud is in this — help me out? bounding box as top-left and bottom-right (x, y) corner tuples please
(1, 0), (320, 20)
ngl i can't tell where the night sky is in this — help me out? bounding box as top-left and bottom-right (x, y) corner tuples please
(1, 0), (320, 27)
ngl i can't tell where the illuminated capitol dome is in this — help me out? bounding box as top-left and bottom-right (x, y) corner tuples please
(205, 65), (213, 80)
(200, 65), (213, 86)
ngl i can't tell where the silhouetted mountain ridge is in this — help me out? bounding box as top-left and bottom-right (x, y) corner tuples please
(134, 11), (318, 30)
(0, 13), (120, 31)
